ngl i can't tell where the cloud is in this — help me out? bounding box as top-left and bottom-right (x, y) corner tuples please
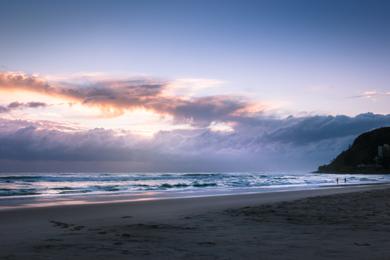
(0, 71), (261, 125)
(350, 90), (390, 99)
(1, 71), (390, 171)
(164, 78), (225, 97)
(0, 101), (47, 113)
(0, 113), (389, 171)
(0, 119), (144, 161)
(263, 113), (390, 145)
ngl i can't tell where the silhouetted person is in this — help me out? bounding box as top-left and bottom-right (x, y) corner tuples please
(336, 178), (339, 184)
(344, 178), (347, 183)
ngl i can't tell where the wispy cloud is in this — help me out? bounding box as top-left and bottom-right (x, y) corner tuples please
(0, 101), (47, 113)
(350, 90), (390, 99)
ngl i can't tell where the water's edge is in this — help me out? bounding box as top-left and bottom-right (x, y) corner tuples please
(1, 172), (390, 209)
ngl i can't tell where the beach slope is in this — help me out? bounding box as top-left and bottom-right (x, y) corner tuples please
(1, 184), (390, 259)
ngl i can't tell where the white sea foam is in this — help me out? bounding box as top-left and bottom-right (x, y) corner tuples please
(1, 172), (389, 199)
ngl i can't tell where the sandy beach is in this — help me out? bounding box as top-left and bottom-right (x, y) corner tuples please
(1, 184), (390, 259)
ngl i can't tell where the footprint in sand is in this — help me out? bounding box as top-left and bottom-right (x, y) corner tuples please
(198, 241), (216, 246)
(354, 242), (371, 246)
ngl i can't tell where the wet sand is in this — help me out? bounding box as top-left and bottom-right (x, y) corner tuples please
(1, 184), (390, 259)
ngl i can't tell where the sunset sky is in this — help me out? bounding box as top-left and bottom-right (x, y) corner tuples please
(0, 0), (389, 172)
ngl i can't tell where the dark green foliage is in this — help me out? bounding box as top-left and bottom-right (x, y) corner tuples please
(318, 127), (390, 173)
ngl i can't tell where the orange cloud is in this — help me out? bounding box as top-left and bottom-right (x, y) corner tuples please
(0, 71), (264, 126)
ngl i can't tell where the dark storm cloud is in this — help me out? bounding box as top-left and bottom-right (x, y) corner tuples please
(264, 113), (390, 145)
(0, 121), (141, 161)
(0, 113), (389, 171)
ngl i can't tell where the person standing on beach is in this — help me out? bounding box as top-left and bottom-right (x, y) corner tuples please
(336, 178), (339, 184)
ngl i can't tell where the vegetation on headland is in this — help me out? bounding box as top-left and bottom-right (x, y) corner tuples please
(317, 127), (390, 174)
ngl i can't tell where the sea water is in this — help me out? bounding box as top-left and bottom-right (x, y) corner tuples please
(1, 172), (389, 202)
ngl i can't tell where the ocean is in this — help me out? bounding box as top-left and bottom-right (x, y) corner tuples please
(1, 172), (390, 208)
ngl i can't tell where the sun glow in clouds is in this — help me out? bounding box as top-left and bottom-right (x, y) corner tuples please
(1, 90), (196, 137)
(208, 121), (235, 133)
(1, 72), (272, 137)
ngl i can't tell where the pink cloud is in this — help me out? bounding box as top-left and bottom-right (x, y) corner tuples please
(0, 71), (263, 125)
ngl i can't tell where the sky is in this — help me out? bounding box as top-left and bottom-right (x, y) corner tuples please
(0, 0), (389, 172)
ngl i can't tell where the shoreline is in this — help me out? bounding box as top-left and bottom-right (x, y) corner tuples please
(1, 181), (390, 211)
